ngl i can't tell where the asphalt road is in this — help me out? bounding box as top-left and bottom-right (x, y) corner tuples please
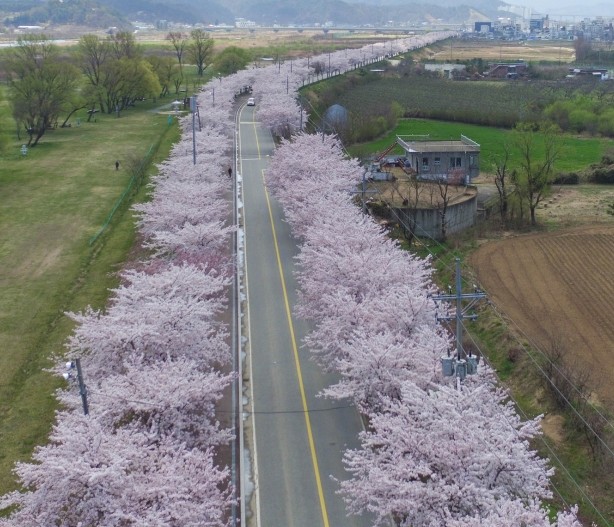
(239, 105), (374, 527)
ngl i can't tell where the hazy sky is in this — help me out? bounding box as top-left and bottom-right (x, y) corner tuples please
(521, 0), (614, 16)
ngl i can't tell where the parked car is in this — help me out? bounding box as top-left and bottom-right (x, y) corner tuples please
(247, 97), (255, 106)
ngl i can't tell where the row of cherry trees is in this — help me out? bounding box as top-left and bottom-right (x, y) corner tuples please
(265, 133), (582, 526)
(0, 33), (446, 526)
(0, 66), (246, 525)
(213, 35), (582, 525)
(223, 32), (583, 524)
(0, 32), (583, 526)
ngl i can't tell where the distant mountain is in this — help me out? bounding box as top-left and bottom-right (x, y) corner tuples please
(0, 0), (234, 27)
(223, 0), (499, 25)
(0, 0), (513, 29)
(0, 0), (126, 28)
(100, 0), (233, 25)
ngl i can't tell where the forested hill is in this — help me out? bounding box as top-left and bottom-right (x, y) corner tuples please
(219, 0), (498, 25)
(0, 0), (233, 28)
(0, 0), (506, 29)
(0, 0), (126, 28)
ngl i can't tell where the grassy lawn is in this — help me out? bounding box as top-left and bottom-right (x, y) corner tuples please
(350, 118), (606, 174)
(0, 92), (180, 495)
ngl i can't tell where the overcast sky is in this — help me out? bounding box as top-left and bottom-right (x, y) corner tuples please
(520, 0), (614, 16)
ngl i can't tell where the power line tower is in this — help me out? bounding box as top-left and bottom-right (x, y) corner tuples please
(433, 257), (486, 389)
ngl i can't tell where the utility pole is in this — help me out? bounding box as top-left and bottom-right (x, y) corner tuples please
(190, 95), (197, 165)
(64, 359), (89, 415)
(75, 358), (89, 415)
(433, 257), (486, 387)
(348, 169), (377, 214)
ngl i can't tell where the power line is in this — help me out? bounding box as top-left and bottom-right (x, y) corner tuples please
(364, 175), (614, 441)
(331, 140), (614, 518)
(472, 335), (613, 527)
(86, 388), (356, 415)
(488, 304), (614, 437)
(486, 304), (614, 462)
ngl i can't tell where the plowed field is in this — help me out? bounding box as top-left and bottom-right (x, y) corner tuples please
(470, 224), (614, 405)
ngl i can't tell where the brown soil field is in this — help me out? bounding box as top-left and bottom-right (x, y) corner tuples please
(426, 39), (576, 63)
(470, 189), (614, 406)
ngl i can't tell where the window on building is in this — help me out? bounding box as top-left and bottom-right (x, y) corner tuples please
(422, 157), (429, 171)
(434, 157), (441, 166)
(449, 157), (462, 168)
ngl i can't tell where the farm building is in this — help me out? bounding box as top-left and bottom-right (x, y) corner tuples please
(567, 67), (609, 80)
(396, 135), (480, 185)
(424, 63), (467, 78)
(364, 174), (479, 241)
(485, 62), (528, 79)
(474, 21), (492, 33)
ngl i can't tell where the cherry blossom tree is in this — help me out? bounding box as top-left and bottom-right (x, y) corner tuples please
(339, 381), (556, 527)
(0, 417), (232, 527)
(320, 325), (449, 411)
(61, 357), (235, 449)
(447, 500), (583, 527)
(133, 178), (229, 236)
(66, 264), (230, 377)
(4, 31), (559, 527)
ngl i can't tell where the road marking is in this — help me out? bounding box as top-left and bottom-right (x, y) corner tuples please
(260, 162), (331, 527)
(243, 113), (330, 527)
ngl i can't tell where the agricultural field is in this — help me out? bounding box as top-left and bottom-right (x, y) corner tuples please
(422, 38), (576, 63)
(321, 36), (614, 524)
(351, 118), (607, 175)
(469, 216), (614, 525)
(334, 74), (567, 128)
(470, 219), (614, 406)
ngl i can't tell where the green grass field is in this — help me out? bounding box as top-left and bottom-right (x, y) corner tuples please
(350, 118), (606, 175)
(0, 92), (180, 495)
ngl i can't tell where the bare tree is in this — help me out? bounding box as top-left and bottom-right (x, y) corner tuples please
(542, 335), (609, 461)
(393, 173), (423, 246)
(311, 60), (326, 77)
(188, 29), (214, 77)
(167, 32), (187, 93)
(493, 142), (514, 223)
(574, 35), (592, 62)
(167, 32), (188, 70)
(109, 31), (140, 60)
(435, 171), (458, 241)
(513, 123), (560, 226)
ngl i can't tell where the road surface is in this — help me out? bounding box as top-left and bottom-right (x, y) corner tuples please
(239, 104), (374, 527)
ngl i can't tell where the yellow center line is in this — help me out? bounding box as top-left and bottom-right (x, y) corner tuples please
(252, 121), (331, 527)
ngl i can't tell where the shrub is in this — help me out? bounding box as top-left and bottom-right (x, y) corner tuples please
(597, 109), (614, 137)
(569, 108), (596, 134)
(552, 172), (579, 185)
(589, 166), (614, 184)
(601, 147), (614, 165)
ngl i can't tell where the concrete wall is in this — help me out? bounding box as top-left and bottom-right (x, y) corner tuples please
(392, 192), (478, 240)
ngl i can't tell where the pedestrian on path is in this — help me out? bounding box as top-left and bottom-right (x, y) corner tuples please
(115, 160), (120, 171)
(228, 166), (233, 178)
